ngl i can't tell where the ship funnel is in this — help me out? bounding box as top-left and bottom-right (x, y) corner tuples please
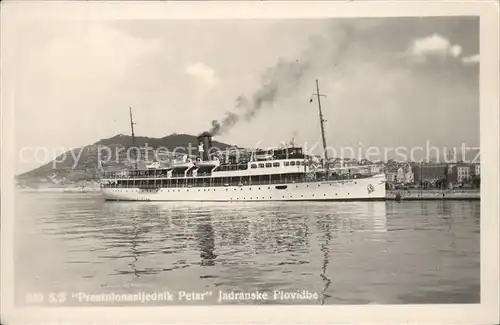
(197, 131), (213, 161)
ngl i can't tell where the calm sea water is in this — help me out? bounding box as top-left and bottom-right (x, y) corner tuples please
(14, 192), (480, 305)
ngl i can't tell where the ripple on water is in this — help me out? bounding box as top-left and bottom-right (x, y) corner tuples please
(15, 194), (480, 305)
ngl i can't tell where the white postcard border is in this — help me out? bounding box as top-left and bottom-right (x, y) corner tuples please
(1, 1), (498, 324)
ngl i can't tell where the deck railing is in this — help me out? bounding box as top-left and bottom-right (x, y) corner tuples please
(101, 173), (382, 189)
(103, 170), (380, 180)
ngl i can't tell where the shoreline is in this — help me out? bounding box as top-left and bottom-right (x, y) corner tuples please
(17, 187), (480, 201)
(386, 189), (480, 201)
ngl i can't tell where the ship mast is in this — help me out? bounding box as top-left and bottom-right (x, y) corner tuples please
(129, 107), (137, 169)
(314, 79), (329, 177)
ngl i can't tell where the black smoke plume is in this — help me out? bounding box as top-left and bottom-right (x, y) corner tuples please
(207, 60), (310, 136)
(207, 25), (353, 136)
(209, 112), (238, 135)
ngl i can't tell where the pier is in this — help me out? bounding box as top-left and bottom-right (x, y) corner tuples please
(386, 189), (480, 201)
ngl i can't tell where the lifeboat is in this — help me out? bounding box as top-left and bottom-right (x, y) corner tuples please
(146, 162), (161, 169)
(196, 157), (220, 168)
(255, 153), (273, 161)
(171, 158), (194, 169)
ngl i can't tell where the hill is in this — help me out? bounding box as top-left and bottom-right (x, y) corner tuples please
(16, 133), (238, 186)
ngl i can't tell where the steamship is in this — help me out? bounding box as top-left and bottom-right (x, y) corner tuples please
(100, 81), (386, 202)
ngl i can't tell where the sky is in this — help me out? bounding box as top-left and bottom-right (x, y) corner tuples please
(8, 17), (479, 173)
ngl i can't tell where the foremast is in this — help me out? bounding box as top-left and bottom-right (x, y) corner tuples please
(129, 107), (137, 170)
(314, 79), (329, 178)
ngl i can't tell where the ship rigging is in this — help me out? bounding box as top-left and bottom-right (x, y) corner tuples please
(129, 107), (137, 170)
(99, 80), (386, 202)
(313, 79), (330, 177)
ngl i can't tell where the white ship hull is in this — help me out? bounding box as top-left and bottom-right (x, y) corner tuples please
(102, 174), (386, 202)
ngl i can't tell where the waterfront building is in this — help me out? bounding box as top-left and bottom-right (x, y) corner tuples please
(370, 164), (383, 175)
(412, 164), (447, 183)
(405, 170), (414, 183)
(447, 165), (457, 183)
(446, 163), (474, 184)
(385, 167), (399, 183)
(328, 158), (361, 176)
(330, 158), (344, 169)
(360, 158), (373, 165)
(396, 167), (405, 183)
(473, 163), (480, 176)
(357, 167), (371, 176)
(457, 164), (471, 183)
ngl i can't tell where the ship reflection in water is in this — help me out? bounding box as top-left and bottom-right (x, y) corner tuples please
(15, 192), (479, 305)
